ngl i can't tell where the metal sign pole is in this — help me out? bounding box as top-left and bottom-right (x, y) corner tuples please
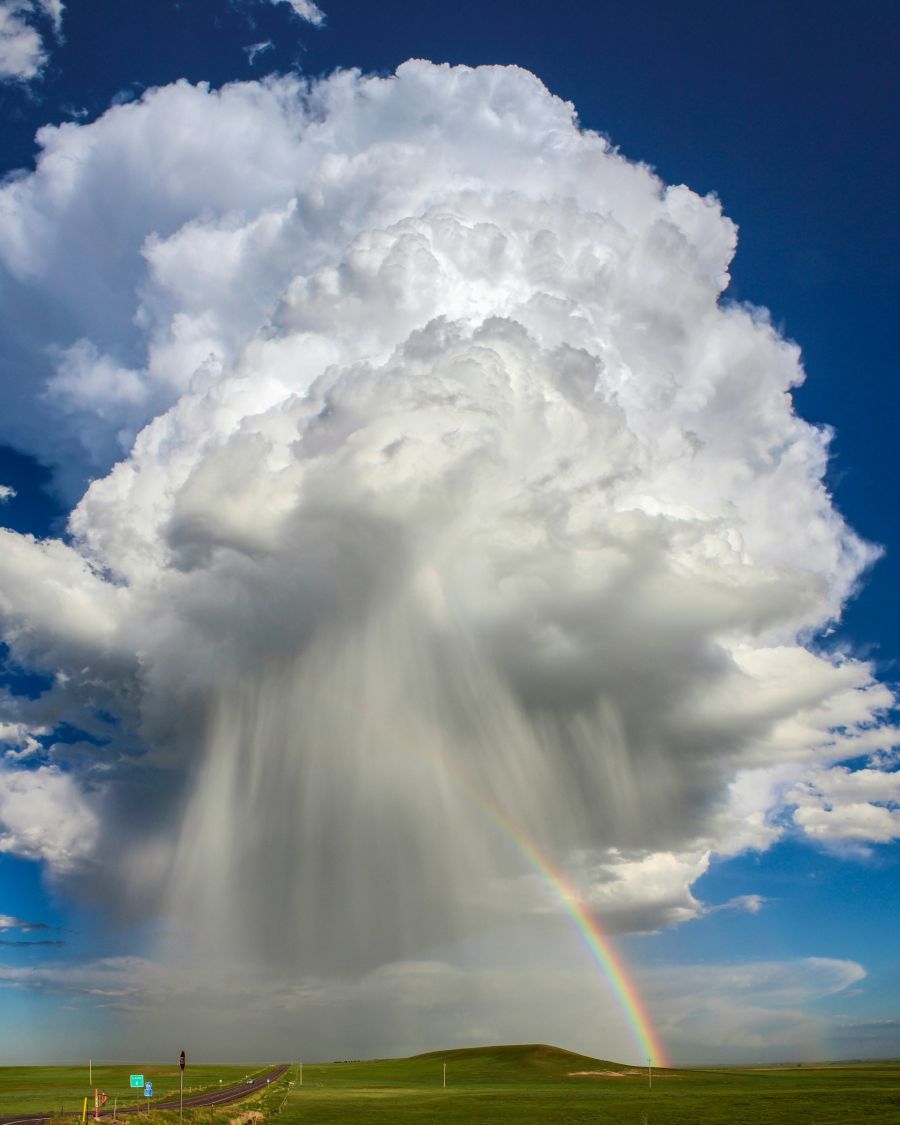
(179, 1050), (186, 1125)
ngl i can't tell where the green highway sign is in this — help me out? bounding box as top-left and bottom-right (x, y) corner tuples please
(129, 1075), (144, 1088)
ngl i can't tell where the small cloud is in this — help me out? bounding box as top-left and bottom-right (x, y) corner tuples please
(790, 764), (900, 851)
(0, 938), (65, 946)
(37, 0), (63, 37)
(0, 1), (46, 81)
(0, 913), (51, 932)
(280, 0), (325, 25)
(711, 893), (767, 916)
(244, 0), (325, 29)
(0, 763), (100, 872)
(0, 0), (63, 82)
(244, 39), (274, 66)
(0, 485), (15, 503)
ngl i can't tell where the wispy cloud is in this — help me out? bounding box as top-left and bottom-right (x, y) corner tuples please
(241, 0), (325, 29)
(269, 0), (324, 27)
(244, 39), (273, 66)
(645, 957), (869, 1062)
(0, 938), (65, 946)
(0, 913), (51, 932)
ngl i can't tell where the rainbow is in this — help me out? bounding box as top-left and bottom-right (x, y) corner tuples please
(485, 799), (669, 1067)
(305, 668), (668, 1065)
(420, 744), (669, 1067)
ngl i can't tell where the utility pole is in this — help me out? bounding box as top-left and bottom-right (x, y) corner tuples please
(647, 1056), (652, 1090)
(298, 1062), (302, 1087)
(442, 1062), (446, 1089)
(89, 1061), (92, 1086)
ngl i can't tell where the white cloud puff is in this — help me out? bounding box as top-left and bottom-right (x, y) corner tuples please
(270, 0), (325, 26)
(241, 0), (324, 29)
(0, 0), (61, 81)
(790, 766), (900, 847)
(0, 61), (896, 1043)
(0, 1), (45, 80)
(0, 763), (99, 870)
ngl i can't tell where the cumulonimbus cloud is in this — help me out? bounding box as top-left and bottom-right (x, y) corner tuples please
(0, 61), (897, 1045)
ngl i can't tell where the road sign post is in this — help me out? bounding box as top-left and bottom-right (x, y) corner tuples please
(179, 1050), (186, 1125)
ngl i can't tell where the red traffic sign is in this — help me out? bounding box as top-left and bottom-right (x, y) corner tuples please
(179, 1051), (186, 1071)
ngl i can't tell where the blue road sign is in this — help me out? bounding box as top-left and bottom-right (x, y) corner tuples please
(144, 1083), (153, 1098)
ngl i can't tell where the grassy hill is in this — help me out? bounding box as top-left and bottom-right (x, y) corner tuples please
(413, 1042), (631, 1075)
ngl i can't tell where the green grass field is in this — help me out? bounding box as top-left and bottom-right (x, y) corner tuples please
(0, 1064), (263, 1119)
(2, 1046), (899, 1125)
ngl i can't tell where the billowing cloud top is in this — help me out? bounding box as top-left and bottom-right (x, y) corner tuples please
(0, 62), (897, 989)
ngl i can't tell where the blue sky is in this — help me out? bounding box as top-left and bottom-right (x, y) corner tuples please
(0, 0), (897, 1065)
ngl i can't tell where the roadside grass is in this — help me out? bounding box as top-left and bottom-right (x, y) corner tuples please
(0, 1065), (257, 1119)
(3, 1047), (899, 1125)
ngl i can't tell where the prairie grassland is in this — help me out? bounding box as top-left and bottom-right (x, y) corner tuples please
(3, 1047), (899, 1125)
(271, 1046), (900, 1124)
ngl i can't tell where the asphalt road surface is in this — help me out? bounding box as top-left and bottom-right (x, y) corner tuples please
(0, 1065), (290, 1125)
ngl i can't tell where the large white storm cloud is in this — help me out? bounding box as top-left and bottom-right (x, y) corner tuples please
(0, 60), (898, 1057)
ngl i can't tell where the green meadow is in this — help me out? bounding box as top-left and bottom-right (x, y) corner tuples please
(0, 1064), (261, 1119)
(2, 1046), (899, 1125)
